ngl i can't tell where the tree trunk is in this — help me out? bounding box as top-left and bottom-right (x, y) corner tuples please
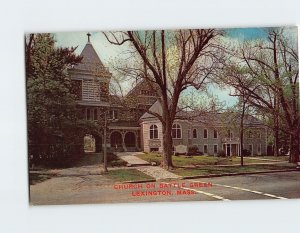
(274, 126), (280, 157)
(162, 121), (174, 169)
(240, 129), (244, 166)
(289, 131), (300, 163)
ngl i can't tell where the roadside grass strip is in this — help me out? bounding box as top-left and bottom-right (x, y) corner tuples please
(212, 183), (288, 200)
(162, 182), (230, 201)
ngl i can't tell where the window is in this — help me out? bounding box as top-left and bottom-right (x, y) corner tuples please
(188, 129), (191, 139)
(214, 145), (218, 154)
(86, 108), (91, 120)
(204, 145), (208, 154)
(93, 109), (98, 121)
(109, 110), (118, 120)
(227, 129), (233, 139)
(150, 125), (158, 139)
(193, 129), (197, 138)
(140, 90), (155, 96)
(172, 124), (182, 139)
(257, 144), (261, 155)
(82, 80), (100, 101)
(204, 129), (208, 139)
(248, 144), (253, 155)
(257, 130), (261, 138)
(248, 130), (253, 138)
(213, 129), (218, 139)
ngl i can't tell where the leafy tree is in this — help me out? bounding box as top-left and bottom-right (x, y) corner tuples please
(222, 28), (299, 163)
(26, 33), (85, 164)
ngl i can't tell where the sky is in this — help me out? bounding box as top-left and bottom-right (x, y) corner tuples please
(53, 27), (297, 107)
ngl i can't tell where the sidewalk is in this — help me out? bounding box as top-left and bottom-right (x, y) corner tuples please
(137, 166), (181, 180)
(116, 152), (150, 166)
(116, 151), (181, 180)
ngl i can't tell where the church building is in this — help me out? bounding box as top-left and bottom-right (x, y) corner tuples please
(69, 34), (268, 156)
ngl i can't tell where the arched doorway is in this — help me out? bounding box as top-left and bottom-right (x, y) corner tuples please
(124, 132), (136, 148)
(84, 134), (95, 153)
(84, 134), (102, 153)
(110, 131), (122, 150)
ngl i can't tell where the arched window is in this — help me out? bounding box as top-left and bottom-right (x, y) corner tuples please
(213, 129), (218, 139)
(150, 125), (158, 139)
(193, 129), (197, 138)
(172, 124), (182, 139)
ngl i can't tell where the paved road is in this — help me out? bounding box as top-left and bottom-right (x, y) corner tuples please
(30, 171), (300, 205)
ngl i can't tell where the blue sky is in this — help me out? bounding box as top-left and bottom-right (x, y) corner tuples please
(225, 27), (268, 40)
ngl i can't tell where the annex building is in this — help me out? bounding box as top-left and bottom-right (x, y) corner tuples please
(69, 35), (268, 156)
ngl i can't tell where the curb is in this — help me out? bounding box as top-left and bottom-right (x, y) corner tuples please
(122, 169), (299, 183)
(181, 168), (299, 180)
(122, 179), (157, 184)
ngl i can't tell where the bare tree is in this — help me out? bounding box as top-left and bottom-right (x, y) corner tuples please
(223, 28), (299, 163)
(103, 29), (223, 169)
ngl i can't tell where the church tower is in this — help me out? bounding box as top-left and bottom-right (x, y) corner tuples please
(69, 33), (112, 121)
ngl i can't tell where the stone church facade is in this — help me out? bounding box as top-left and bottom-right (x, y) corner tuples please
(140, 102), (268, 156)
(69, 35), (268, 156)
(69, 35), (157, 153)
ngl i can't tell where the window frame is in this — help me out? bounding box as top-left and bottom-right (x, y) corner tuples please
(213, 144), (218, 154)
(172, 123), (182, 139)
(93, 108), (98, 121)
(149, 124), (159, 139)
(203, 129), (208, 139)
(203, 144), (208, 154)
(213, 129), (218, 139)
(192, 128), (197, 139)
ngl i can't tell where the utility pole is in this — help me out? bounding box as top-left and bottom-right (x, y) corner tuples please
(103, 110), (108, 172)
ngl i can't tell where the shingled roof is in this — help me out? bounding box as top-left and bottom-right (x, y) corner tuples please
(73, 40), (110, 77)
(140, 100), (264, 126)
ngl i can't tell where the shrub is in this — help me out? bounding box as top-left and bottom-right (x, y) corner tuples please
(217, 150), (226, 157)
(187, 145), (203, 156)
(241, 149), (251, 156)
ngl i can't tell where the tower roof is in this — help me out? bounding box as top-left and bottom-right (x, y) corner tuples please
(73, 33), (109, 75)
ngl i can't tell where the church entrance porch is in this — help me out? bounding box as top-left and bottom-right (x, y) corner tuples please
(223, 143), (240, 156)
(84, 134), (102, 153)
(124, 132), (136, 149)
(110, 131), (123, 151)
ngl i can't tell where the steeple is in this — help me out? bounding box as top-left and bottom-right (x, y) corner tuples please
(71, 32), (111, 78)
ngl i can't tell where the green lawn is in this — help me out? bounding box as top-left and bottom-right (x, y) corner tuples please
(172, 163), (296, 177)
(104, 169), (154, 182)
(136, 153), (289, 167)
(250, 156), (289, 161)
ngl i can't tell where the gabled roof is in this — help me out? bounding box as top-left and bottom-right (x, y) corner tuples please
(74, 42), (106, 72)
(140, 100), (163, 120)
(140, 100), (265, 127)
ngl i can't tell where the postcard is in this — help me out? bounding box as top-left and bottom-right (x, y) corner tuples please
(26, 26), (300, 205)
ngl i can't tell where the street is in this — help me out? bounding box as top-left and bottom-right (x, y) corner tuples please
(30, 171), (300, 205)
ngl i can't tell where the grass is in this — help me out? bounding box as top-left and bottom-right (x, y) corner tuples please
(250, 156), (289, 161)
(136, 153), (290, 167)
(104, 169), (154, 182)
(172, 163), (296, 177)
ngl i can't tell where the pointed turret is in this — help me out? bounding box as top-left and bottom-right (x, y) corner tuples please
(73, 33), (111, 78)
